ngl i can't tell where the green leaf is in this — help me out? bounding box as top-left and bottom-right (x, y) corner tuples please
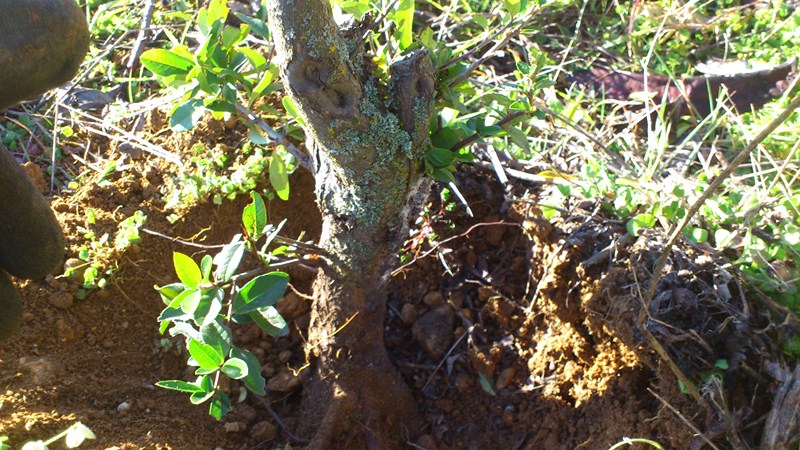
(193, 288), (223, 327)
(158, 305), (189, 324)
(179, 288), (203, 314)
(504, 0), (521, 16)
(169, 321), (202, 342)
(206, 0), (230, 25)
(270, 150), (290, 201)
(170, 99), (205, 132)
(431, 127), (460, 149)
(282, 96), (304, 125)
(20, 442), (47, 450)
(252, 67), (278, 99)
(221, 358), (249, 379)
(250, 305), (289, 337)
(200, 255), (213, 282)
(686, 227), (709, 243)
(213, 235), (246, 282)
(233, 272), (289, 315)
(506, 126), (530, 152)
(426, 147), (456, 167)
(232, 348), (265, 395)
(626, 213), (656, 236)
(140, 49), (194, 77)
(234, 13), (269, 40)
(478, 373), (497, 396)
(394, 0), (415, 50)
(431, 167), (456, 184)
(64, 422), (95, 449)
(208, 391), (232, 420)
(478, 125), (502, 137)
(201, 320), (232, 357)
(188, 339), (224, 370)
(190, 389), (215, 405)
(155, 379), (205, 393)
(172, 252), (203, 288)
(155, 282), (186, 306)
(242, 192), (268, 236)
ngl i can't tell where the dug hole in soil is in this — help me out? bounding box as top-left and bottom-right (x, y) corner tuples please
(1, 111), (798, 449)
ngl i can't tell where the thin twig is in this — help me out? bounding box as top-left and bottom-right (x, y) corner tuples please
(648, 388), (721, 450)
(126, 0), (156, 73)
(234, 102), (313, 171)
(642, 93), (800, 309)
(392, 221), (519, 277)
(141, 228), (224, 249)
(447, 19), (531, 88)
(450, 111), (526, 152)
(254, 396), (311, 445)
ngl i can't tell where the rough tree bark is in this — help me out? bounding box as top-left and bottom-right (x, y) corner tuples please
(265, 1), (436, 448)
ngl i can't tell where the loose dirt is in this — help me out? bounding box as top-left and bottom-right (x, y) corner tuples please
(0, 110), (794, 449)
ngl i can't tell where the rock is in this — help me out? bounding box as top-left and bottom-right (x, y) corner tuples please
(224, 421), (245, 433)
(484, 222), (506, 246)
(412, 304), (455, 359)
(234, 403), (257, 423)
(400, 303), (417, 325)
(250, 420), (277, 441)
(19, 356), (64, 384)
(455, 372), (472, 393)
(266, 370), (301, 392)
(417, 434), (438, 450)
(117, 401), (131, 414)
(56, 318), (82, 342)
(496, 367), (516, 391)
(422, 291), (445, 306)
(278, 350), (292, 364)
(276, 292), (308, 319)
(49, 292), (74, 309)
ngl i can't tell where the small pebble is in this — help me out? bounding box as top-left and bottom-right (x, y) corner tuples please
(49, 292), (74, 309)
(278, 350), (292, 364)
(117, 401), (131, 414)
(422, 291), (445, 306)
(417, 434), (438, 450)
(400, 303), (417, 325)
(266, 370), (301, 392)
(412, 304), (455, 359)
(250, 420), (277, 441)
(496, 367), (516, 391)
(455, 372), (472, 393)
(224, 421), (245, 433)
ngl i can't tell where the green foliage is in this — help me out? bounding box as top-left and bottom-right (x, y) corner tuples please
(66, 210), (146, 294)
(0, 422), (95, 450)
(140, 0), (292, 210)
(155, 193), (295, 420)
(139, 0), (278, 129)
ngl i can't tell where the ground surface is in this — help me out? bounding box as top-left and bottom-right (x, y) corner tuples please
(0, 110), (793, 449)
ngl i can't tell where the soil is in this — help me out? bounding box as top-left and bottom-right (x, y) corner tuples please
(0, 109), (795, 449)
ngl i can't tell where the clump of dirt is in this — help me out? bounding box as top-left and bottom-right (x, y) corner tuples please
(1, 107), (797, 450)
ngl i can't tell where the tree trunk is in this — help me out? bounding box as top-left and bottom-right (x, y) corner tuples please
(266, 1), (435, 448)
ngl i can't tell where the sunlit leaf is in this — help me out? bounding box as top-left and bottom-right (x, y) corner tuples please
(270, 150), (290, 201)
(140, 49), (194, 77)
(188, 339), (224, 370)
(233, 272), (289, 315)
(213, 235), (246, 282)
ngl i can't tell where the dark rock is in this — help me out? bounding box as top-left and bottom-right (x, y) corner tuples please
(412, 304), (455, 359)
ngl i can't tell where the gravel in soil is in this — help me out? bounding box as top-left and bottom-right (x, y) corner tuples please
(0, 111), (793, 449)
